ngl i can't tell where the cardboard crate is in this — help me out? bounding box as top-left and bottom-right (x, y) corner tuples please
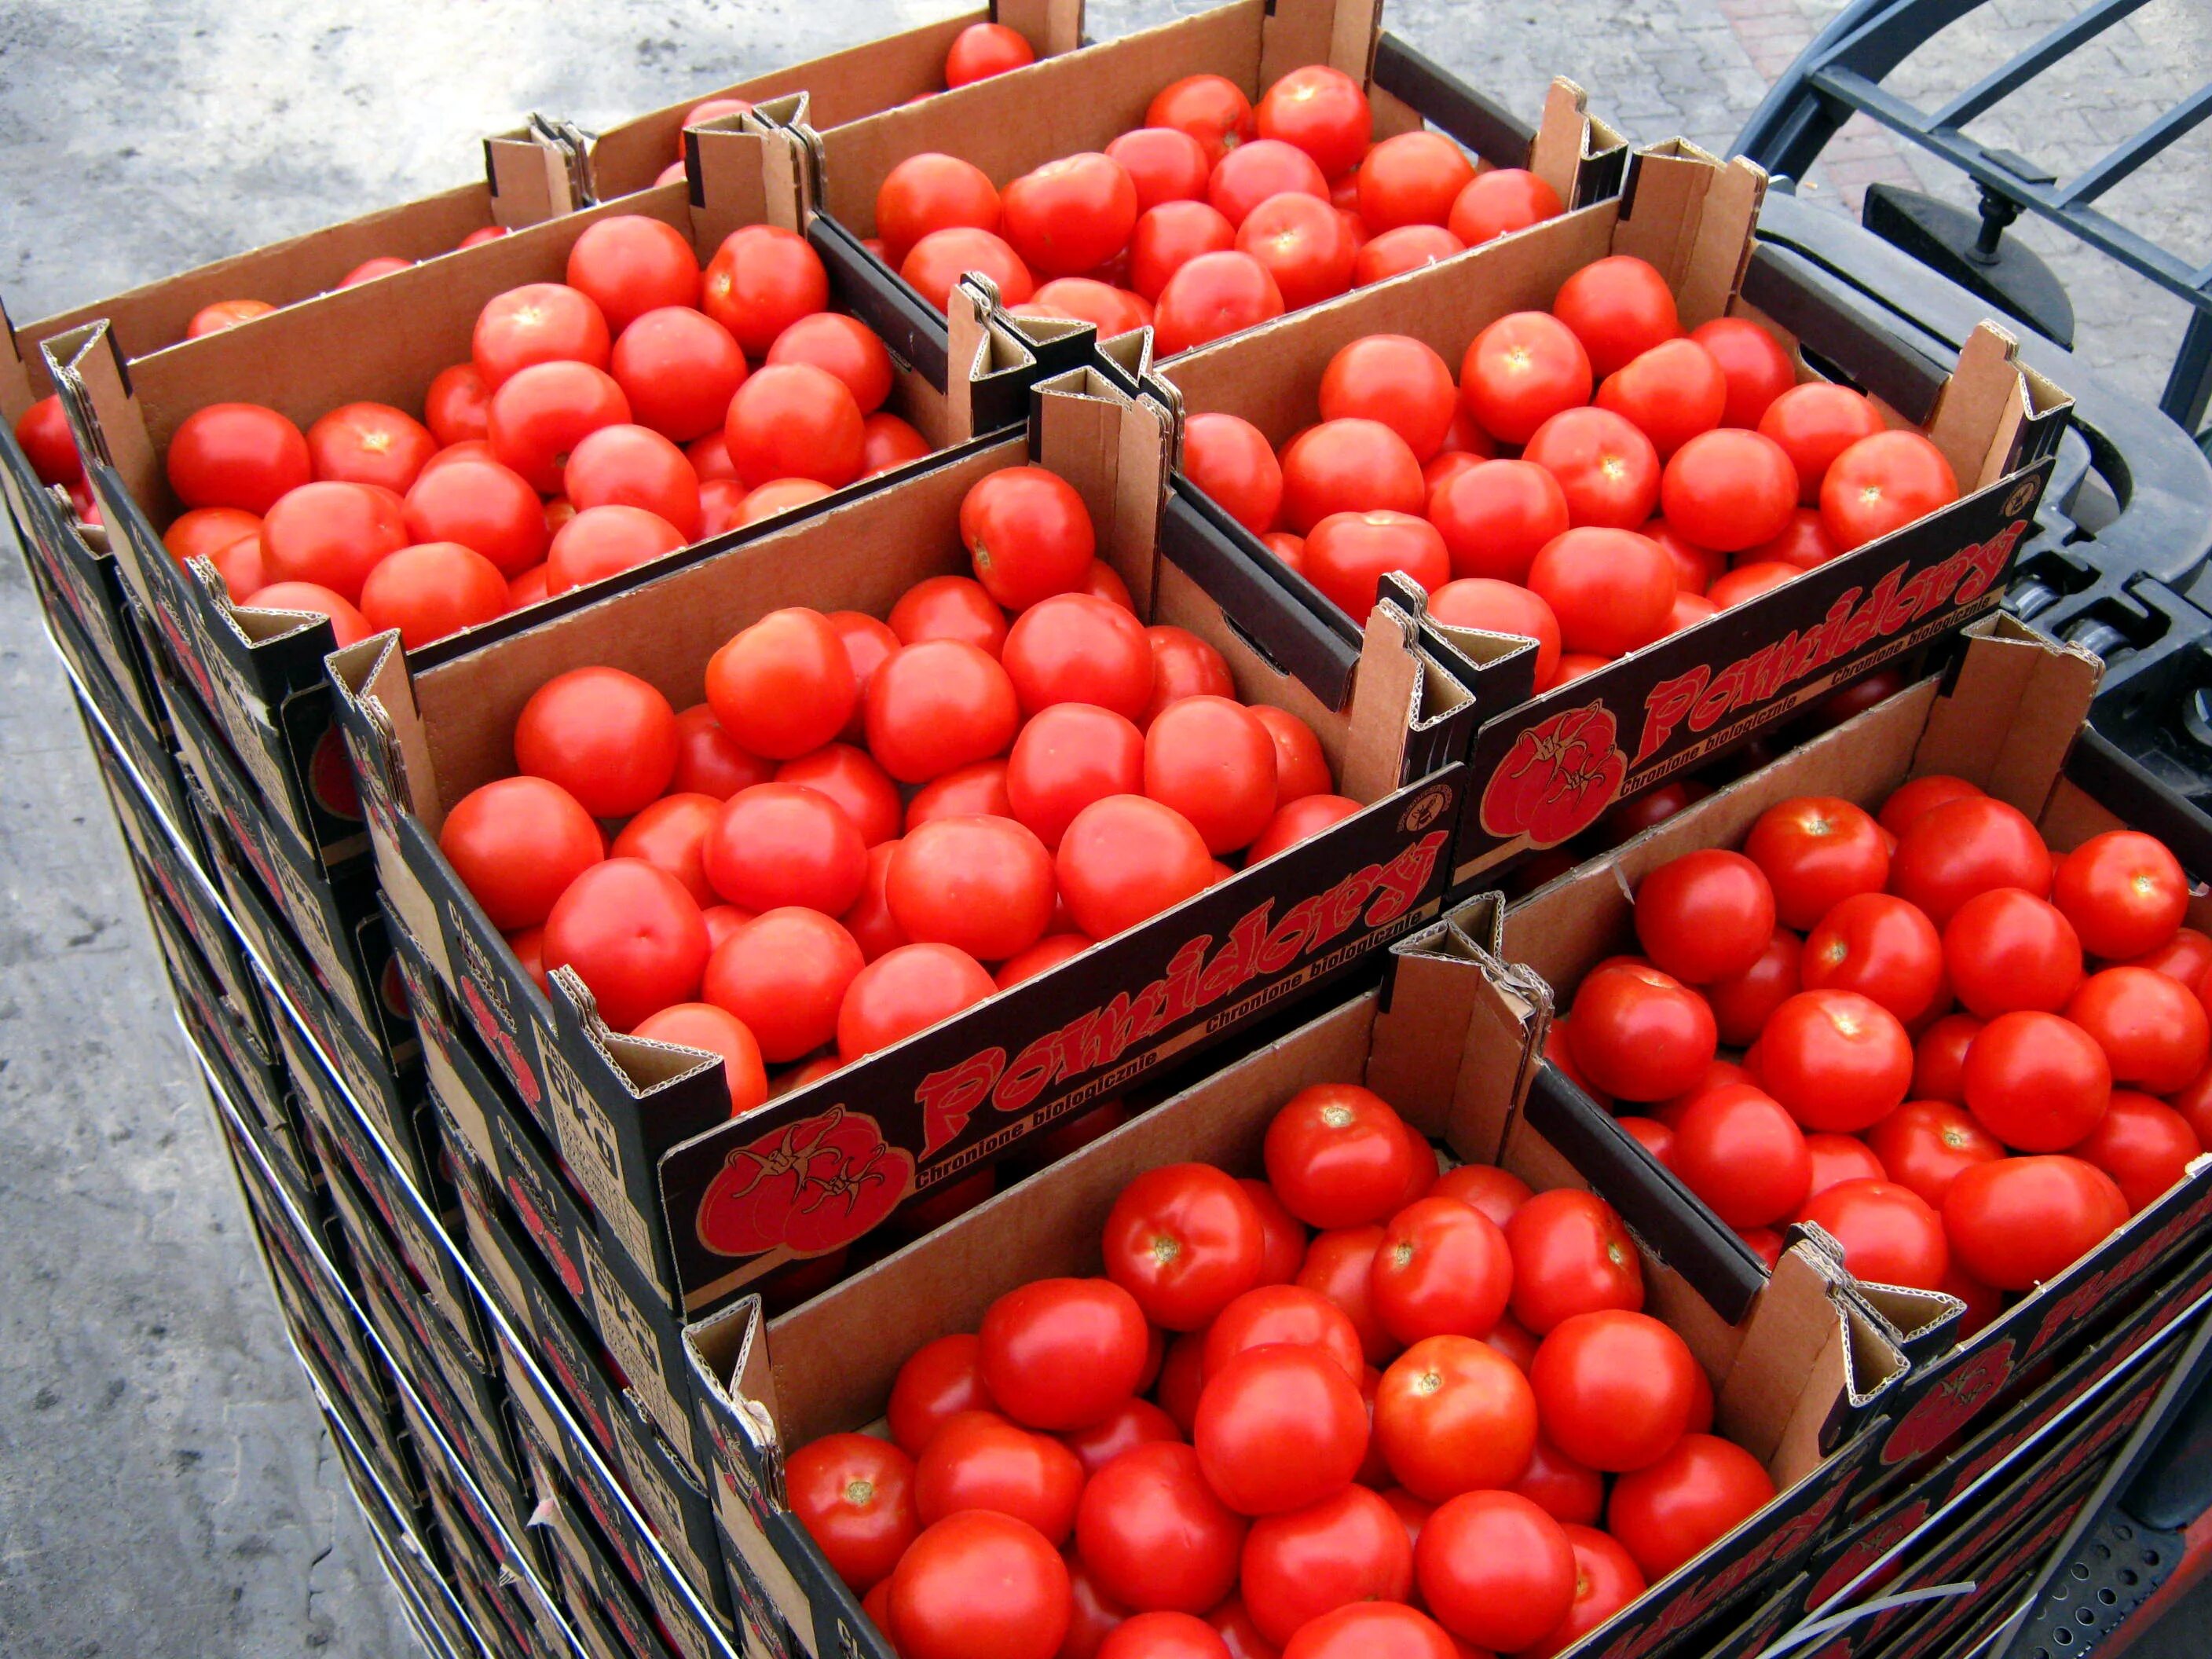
(781, 0), (1627, 395)
(1499, 618), (2212, 1502)
(684, 916), (1910, 1659)
(577, 0), (1085, 204)
(1155, 143), (2071, 881)
(332, 356), (1472, 1320)
(527, 1434), (710, 1659)
(42, 134), (1079, 892)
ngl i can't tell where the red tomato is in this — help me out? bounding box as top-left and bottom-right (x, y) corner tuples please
(1798, 1133), (1887, 1210)
(787, 1432), (918, 1591)
(945, 20), (1035, 86)
(1236, 192), (1357, 309)
(1799, 1178), (1947, 1287)
(1368, 1197), (1511, 1345)
(1097, 1613), (1232, 1659)
(1143, 627), (1236, 727)
(1866, 1098), (2001, 1208)
(1279, 1604), (1455, 1659)
(705, 606), (858, 760)
(1056, 794), (1214, 938)
(887, 1332), (991, 1455)
(1552, 256), (1679, 379)
(842, 840), (910, 961)
(1690, 317), (1796, 430)
(2067, 1090), (2200, 1213)
(704, 782), (867, 916)
(254, 480), (405, 601)
(1529, 1309), (1701, 1472)
(836, 940), (996, 1059)
(423, 364), (492, 447)
(1255, 65), (1372, 178)
(2054, 830), (2190, 960)
(1802, 892), (1945, 1024)
(1318, 335), (1458, 461)
(877, 153), (1003, 269)
(1891, 796), (2053, 927)
(890, 1511), (1070, 1659)
(1251, 707), (1331, 804)
(1100, 1163), (1265, 1331)
(703, 907), (863, 1060)
(242, 581), (368, 643)
(542, 502), (687, 593)
(306, 401), (436, 494)
(543, 859), (708, 1031)
(1106, 126), (1214, 211)
(1209, 139), (1328, 227)
(980, 1276), (1148, 1431)
(355, 541), (507, 647)
(1005, 704), (1146, 849)
(1001, 598), (1152, 727)
(1180, 412), (1282, 536)
(566, 214), (701, 334)
(1821, 430), (1959, 551)
(1356, 132), (1475, 231)
(1078, 1441), (1245, 1613)
(1758, 989), (1913, 1133)
(1002, 153), (1141, 278)
(1568, 965), (1717, 1103)
(1297, 1227), (1393, 1364)
(889, 574), (1009, 656)
(2068, 966), (2210, 1092)
(1248, 794), (1362, 861)
(1280, 419), (1426, 533)
(1265, 1083), (1419, 1229)
(966, 464), (1097, 610)
(1939, 886), (2082, 1018)
(861, 412), (932, 477)
(1657, 427), (1799, 555)
(1746, 506), (1843, 570)
(1425, 458), (1569, 584)
(1130, 201), (1240, 302)
(1672, 1085), (1811, 1228)
(1942, 1155), (2128, 1291)
(1193, 1342), (1368, 1514)
(1415, 1490), (1576, 1653)
(1596, 339), (1727, 460)
(1964, 1009), (2111, 1151)
(1756, 383), (1885, 504)
(767, 313), (894, 415)
(487, 359), (632, 493)
(1448, 167), (1563, 246)
(1154, 251), (1286, 356)
(403, 458), (549, 577)
(1148, 75), (1258, 168)
(1062, 1397), (1182, 1481)
(1525, 526), (1676, 657)
(185, 298), (275, 338)
(563, 421), (701, 535)
(1428, 579), (1562, 691)
(1144, 695), (1280, 854)
(866, 639), (1021, 783)
(884, 814), (1053, 961)
(439, 776), (603, 930)
(1496, 1188), (1639, 1335)
(1635, 850), (1777, 984)
(704, 225), (830, 356)
(1524, 406), (1662, 529)
(775, 743), (901, 845)
(1606, 1433), (1774, 1580)
(1375, 1335), (1537, 1500)
(1460, 313), (1593, 446)
(1519, 1525), (1647, 1659)
(1744, 796), (1890, 929)
(472, 282), (610, 388)
(1240, 1484), (1412, 1645)
(513, 665), (677, 817)
(916, 1412), (1085, 1543)
(724, 362), (864, 490)
(1434, 1165), (1534, 1229)
(1354, 223), (1467, 286)
(1879, 774), (1983, 837)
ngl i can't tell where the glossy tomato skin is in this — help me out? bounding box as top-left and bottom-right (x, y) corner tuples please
(1415, 1490), (1577, 1653)
(1279, 417), (1426, 532)
(1798, 1178), (1948, 1289)
(1355, 222), (1467, 286)
(915, 1412), (1085, 1543)
(1943, 887), (2083, 1017)
(1449, 166), (1564, 246)
(1606, 1433), (1774, 1580)
(867, 639), (1021, 783)
(884, 815), (1055, 963)
(1525, 406), (1662, 530)
(1144, 696), (1280, 855)
(1369, 1197), (1511, 1345)
(1691, 318), (1796, 430)
(890, 574), (1009, 655)
(1705, 928), (1804, 1048)
(1529, 1309), (1701, 1473)
(1429, 578), (1562, 690)
(1803, 892), (1945, 1026)
(1744, 797), (1890, 929)
(439, 776), (604, 931)
(1104, 1163), (1266, 1330)
(836, 941), (998, 1060)
(981, 1277), (1148, 1431)
(1553, 256), (1679, 379)
(1006, 703), (1147, 849)
(1203, 1286), (1364, 1386)
(703, 225), (829, 355)
(1280, 1602), (1457, 1659)
(1194, 1342), (1368, 1514)
(1519, 1525), (1648, 1659)
(887, 1332), (991, 1455)
(703, 907), (863, 1060)
(1154, 251), (1285, 356)
(1183, 412), (1284, 535)
(1597, 337), (1727, 460)
(2068, 1090), (2201, 1213)
(1567, 965), (1718, 1104)
(2054, 831), (2188, 960)
(488, 360), (633, 493)
(877, 153), (1002, 267)
(1302, 511), (1449, 616)
(967, 465), (1097, 610)
(1756, 384), (1885, 504)
(1866, 1100), (2002, 1208)
(1758, 989), (1914, 1133)
(1635, 850), (1776, 985)
(1056, 794), (1214, 938)
(542, 859), (709, 1031)
(1461, 312), (1593, 446)
(890, 1511), (1071, 1659)
(1672, 1085), (1812, 1228)
(1375, 1334), (1538, 1500)
(704, 781), (867, 914)
(787, 1432), (919, 1591)
(1963, 1009), (2112, 1151)
(1265, 1083), (1419, 1229)
(513, 665), (679, 818)
(1318, 334), (1458, 460)
(1503, 1189), (1644, 1333)
(403, 457), (549, 577)
(1240, 1485), (1412, 1646)
(1943, 1155), (2128, 1291)
(1526, 526), (1677, 657)
(1658, 428), (1798, 554)
(1821, 430), (1959, 551)
(1425, 457), (1569, 584)
(1106, 126), (1214, 211)
(2066, 965), (2210, 1093)
(1296, 1226), (1393, 1364)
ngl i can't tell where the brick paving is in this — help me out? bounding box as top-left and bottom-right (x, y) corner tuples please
(0, 2), (2207, 1654)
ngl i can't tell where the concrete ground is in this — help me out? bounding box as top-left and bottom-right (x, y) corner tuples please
(1, 2), (2207, 1655)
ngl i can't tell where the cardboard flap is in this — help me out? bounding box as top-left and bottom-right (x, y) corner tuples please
(1529, 77), (1599, 210)
(1614, 143), (1767, 331)
(485, 126), (584, 228)
(1722, 1246), (1866, 1474)
(1914, 615), (2100, 820)
(685, 116), (778, 250)
(733, 97), (818, 232)
(1342, 597), (1423, 803)
(1259, 0), (1385, 84)
(42, 321), (158, 507)
(1, 293), (31, 420)
(1926, 320), (2074, 492)
(330, 632), (439, 825)
(994, 0), (1086, 57)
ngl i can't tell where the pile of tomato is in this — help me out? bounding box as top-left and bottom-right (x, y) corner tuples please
(64, 213), (928, 654)
(1555, 782), (2207, 1324)
(1176, 260), (1964, 683)
(868, 64), (1562, 348)
(437, 463), (1356, 1105)
(786, 1083), (1776, 1659)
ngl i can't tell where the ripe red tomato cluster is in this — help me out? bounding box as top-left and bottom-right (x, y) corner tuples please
(1181, 263), (1965, 681)
(436, 464), (1353, 1104)
(1557, 784), (2206, 1323)
(870, 64), (1563, 349)
(141, 214), (931, 653)
(788, 1083), (1774, 1659)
